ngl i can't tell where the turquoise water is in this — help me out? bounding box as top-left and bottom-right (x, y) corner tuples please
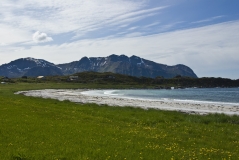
(82, 88), (239, 106)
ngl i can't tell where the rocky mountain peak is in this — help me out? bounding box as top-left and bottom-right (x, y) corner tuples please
(107, 54), (130, 63)
(0, 55), (198, 78)
(19, 57), (55, 68)
(79, 57), (91, 64)
(129, 55), (144, 65)
(0, 57), (62, 77)
(107, 54), (120, 62)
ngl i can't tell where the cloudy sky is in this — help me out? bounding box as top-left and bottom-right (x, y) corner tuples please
(0, 0), (239, 79)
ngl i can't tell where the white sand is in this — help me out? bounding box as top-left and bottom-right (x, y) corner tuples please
(15, 89), (239, 115)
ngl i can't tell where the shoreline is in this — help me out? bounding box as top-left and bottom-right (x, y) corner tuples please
(15, 89), (239, 116)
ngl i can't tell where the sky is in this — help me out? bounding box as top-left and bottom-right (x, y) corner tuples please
(0, 0), (239, 79)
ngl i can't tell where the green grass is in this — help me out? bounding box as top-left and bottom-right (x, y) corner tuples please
(0, 83), (239, 160)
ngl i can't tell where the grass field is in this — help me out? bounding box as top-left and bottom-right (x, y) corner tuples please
(0, 83), (239, 160)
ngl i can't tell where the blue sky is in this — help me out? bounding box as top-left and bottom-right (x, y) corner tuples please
(0, 0), (239, 79)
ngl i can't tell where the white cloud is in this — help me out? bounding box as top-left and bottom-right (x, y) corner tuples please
(191, 16), (225, 24)
(0, 1), (238, 79)
(100, 6), (167, 27)
(0, 0), (163, 37)
(0, 24), (31, 44)
(1, 18), (239, 79)
(32, 31), (53, 43)
(155, 21), (185, 32)
(0, 43), (7, 46)
(144, 22), (161, 28)
(124, 32), (144, 38)
(128, 27), (139, 30)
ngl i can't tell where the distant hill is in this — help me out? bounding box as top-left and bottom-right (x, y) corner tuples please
(0, 58), (62, 78)
(58, 54), (197, 78)
(0, 55), (197, 78)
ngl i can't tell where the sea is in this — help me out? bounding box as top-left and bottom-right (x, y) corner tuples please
(82, 88), (239, 106)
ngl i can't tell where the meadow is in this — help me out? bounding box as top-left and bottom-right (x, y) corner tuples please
(0, 82), (239, 160)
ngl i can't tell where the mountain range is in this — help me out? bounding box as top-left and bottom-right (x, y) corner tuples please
(0, 54), (197, 78)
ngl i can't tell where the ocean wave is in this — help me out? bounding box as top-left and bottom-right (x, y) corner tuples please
(104, 90), (120, 96)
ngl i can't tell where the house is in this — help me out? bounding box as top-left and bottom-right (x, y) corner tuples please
(37, 76), (45, 79)
(69, 76), (79, 81)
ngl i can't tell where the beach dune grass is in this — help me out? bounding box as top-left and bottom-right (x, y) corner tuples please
(0, 83), (239, 159)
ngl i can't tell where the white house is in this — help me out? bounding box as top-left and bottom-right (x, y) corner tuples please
(37, 76), (45, 79)
(69, 76), (79, 81)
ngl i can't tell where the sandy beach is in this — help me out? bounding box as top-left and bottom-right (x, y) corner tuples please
(15, 89), (239, 115)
